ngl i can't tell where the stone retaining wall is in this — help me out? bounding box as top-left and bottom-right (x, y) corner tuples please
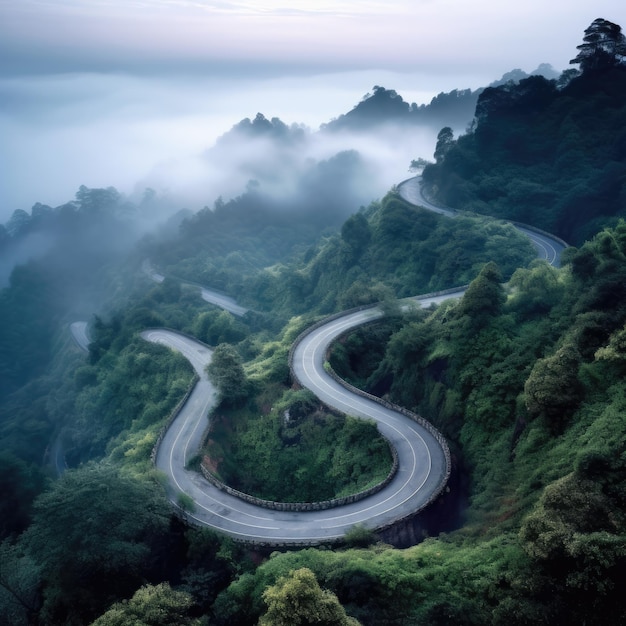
(150, 372), (200, 464)
(286, 290), (456, 527)
(199, 439), (399, 512)
(320, 338), (452, 520)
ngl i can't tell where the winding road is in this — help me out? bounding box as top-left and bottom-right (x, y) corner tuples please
(397, 177), (566, 267)
(142, 261), (248, 316)
(142, 316), (450, 545)
(73, 177), (568, 545)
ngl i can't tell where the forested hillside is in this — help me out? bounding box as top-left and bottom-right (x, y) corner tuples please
(322, 65), (558, 135)
(422, 18), (626, 245)
(151, 190), (534, 316)
(1, 17), (625, 626)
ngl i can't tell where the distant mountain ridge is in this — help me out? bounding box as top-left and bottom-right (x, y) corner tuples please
(208, 64), (560, 145)
(0, 63), (564, 280)
(321, 64), (559, 133)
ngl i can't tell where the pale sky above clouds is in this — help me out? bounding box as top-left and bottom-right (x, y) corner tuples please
(1, 0), (623, 78)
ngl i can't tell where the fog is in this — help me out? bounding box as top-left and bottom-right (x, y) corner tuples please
(2, 1), (618, 225)
(0, 68), (482, 222)
(144, 114), (441, 218)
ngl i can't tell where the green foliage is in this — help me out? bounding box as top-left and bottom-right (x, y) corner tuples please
(75, 336), (195, 465)
(245, 315), (313, 385)
(206, 343), (249, 406)
(524, 342), (583, 431)
(149, 189), (534, 320)
(214, 537), (545, 626)
(0, 452), (47, 539)
(193, 309), (247, 346)
(147, 182), (357, 309)
(0, 233), (214, 476)
(206, 387), (393, 502)
(313, 219), (626, 624)
(0, 541), (42, 626)
(177, 492), (196, 513)
(241, 195), (534, 317)
(519, 458), (626, 622)
(424, 56), (626, 244)
(3, 26), (626, 625)
(507, 261), (564, 319)
(329, 318), (402, 391)
(408, 157), (431, 172)
(259, 568), (361, 626)
(0, 329), (86, 470)
(570, 18), (626, 73)
(90, 583), (204, 626)
(177, 526), (246, 614)
(22, 463), (172, 625)
(325, 85), (479, 133)
(434, 126), (454, 163)
(343, 524), (377, 549)
(456, 261), (505, 324)
(0, 260), (72, 399)
(0, 185), (148, 404)
(341, 213), (371, 258)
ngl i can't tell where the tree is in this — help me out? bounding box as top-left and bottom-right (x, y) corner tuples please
(6, 209), (31, 238)
(159, 276), (182, 303)
(259, 568), (361, 626)
(343, 524), (377, 548)
(22, 463), (171, 624)
(0, 452), (46, 539)
(457, 261), (505, 322)
(206, 344), (248, 405)
(507, 262), (563, 319)
(433, 127), (454, 163)
(0, 224), (8, 250)
(519, 467), (626, 621)
(408, 157), (431, 173)
(340, 213), (371, 256)
(524, 342), (583, 431)
(75, 185), (121, 216)
(90, 583), (203, 626)
(570, 18), (626, 72)
(29, 203), (53, 229)
(0, 542), (42, 626)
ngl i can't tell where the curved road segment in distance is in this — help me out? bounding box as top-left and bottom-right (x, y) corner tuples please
(75, 177), (567, 545)
(397, 177), (566, 267)
(69, 321), (91, 352)
(142, 261), (248, 317)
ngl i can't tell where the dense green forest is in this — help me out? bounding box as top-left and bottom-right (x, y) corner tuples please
(422, 19), (626, 246)
(152, 190), (534, 316)
(1, 17), (625, 626)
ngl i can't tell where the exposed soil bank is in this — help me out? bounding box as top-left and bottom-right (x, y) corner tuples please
(378, 450), (469, 548)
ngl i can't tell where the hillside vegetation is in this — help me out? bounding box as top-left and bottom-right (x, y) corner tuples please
(422, 30), (626, 245)
(152, 190), (534, 317)
(0, 17), (625, 626)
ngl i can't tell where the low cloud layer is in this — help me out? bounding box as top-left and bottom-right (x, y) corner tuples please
(0, 70), (448, 220)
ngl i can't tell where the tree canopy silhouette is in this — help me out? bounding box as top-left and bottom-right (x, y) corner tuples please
(570, 18), (626, 72)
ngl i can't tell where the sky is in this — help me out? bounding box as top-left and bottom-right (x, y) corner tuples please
(0, 0), (623, 217)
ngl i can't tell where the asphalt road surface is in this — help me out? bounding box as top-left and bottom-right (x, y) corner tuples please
(83, 177), (568, 545)
(69, 321), (91, 352)
(398, 177), (567, 266)
(142, 260), (248, 317)
(142, 326), (451, 545)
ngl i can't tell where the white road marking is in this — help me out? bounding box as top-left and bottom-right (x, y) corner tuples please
(105, 177), (568, 543)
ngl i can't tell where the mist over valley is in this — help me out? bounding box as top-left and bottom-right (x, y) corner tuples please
(0, 69), (459, 218)
(0, 62), (558, 288)
(1, 6), (626, 625)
